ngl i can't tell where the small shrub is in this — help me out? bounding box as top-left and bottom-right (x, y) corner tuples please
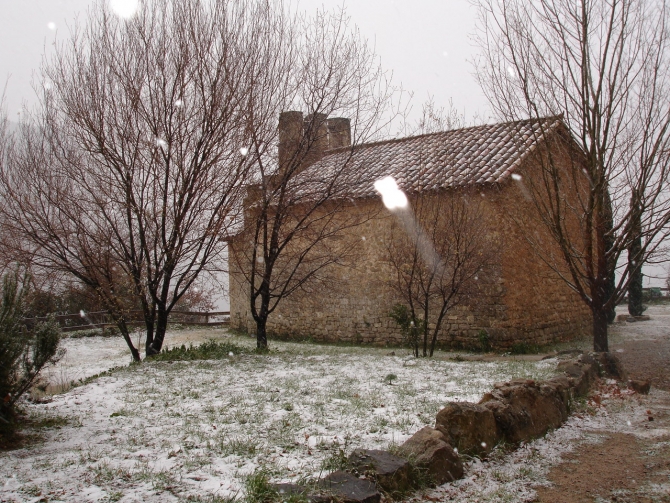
(389, 304), (425, 357)
(1, 270), (63, 431)
(147, 340), (246, 362)
(384, 373), (398, 385)
(510, 341), (540, 355)
(478, 330), (491, 352)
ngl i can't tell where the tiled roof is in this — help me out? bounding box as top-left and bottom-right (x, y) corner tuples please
(307, 116), (564, 198)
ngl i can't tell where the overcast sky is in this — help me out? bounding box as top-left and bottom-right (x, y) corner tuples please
(1, 0), (666, 288)
(0, 0), (491, 123)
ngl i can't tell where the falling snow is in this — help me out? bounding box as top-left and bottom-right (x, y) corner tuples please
(374, 176), (408, 210)
(109, 0), (140, 19)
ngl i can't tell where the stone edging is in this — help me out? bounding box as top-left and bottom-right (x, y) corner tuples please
(273, 351), (651, 502)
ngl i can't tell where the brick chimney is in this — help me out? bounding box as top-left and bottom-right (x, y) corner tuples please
(327, 117), (351, 149)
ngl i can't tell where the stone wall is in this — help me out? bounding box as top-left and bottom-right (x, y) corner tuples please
(229, 143), (592, 349)
(491, 140), (593, 348)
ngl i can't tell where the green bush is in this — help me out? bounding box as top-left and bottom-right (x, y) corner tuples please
(478, 330), (491, 352)
(389, 304), (425, 357)
(146, 340), (246, 362)
(0, 270), (63, 429)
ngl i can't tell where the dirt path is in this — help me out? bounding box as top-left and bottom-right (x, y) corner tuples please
(535, 304), (670, 503)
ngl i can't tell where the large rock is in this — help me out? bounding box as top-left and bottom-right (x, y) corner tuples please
(557, 358), (598, 396)
(399, 426), (463, 485)
(543, 375), (573, 410)
(318, 471), (380, 503)
(480, 379), (568, 444)
(629, 379), (651, 394)
(435, 402), (500, 456)
(348, 449), (412, 494)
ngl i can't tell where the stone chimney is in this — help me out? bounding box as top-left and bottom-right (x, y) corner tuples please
(277, 111), (352, 175)
(327, 117), (351, 149)
(278, 111), (304, 173)
(302, 112), (329, 167)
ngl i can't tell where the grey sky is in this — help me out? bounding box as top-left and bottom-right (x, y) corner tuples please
(0, 0), (490, 122)
(1, 0), (666, 288)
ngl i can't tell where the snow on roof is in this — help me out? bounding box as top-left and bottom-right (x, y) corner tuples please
(304, 115), (564, 198)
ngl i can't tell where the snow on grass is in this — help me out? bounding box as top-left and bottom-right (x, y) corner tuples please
(1, 330), (559, 503)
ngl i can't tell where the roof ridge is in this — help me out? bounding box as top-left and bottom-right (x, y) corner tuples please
(323, 114), (564, 156)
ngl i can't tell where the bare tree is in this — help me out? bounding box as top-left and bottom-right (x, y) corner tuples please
(474, 0), (670, 351)
(386, 191), (496, 357)
(229, 7), (398, 349)
(0, 0), (257, 358)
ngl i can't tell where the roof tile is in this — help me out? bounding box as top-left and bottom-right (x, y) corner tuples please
(297, 116), (563, 198)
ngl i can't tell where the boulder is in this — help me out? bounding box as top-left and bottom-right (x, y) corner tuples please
(543, 375), (573, 410)
(435, 402), (500, 456)
(480, 379), (568, 444)
(399, 426), (463, 485)
(557, 359), (598, 396)
(591, 352), (628, 381)
(629, 379), (651, 394)
(318, 471), (380, 503)
(348, 449), (412, 493)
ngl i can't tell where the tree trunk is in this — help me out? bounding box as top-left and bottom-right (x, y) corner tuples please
(144, 318), (155, 356)
(628, 197), (644, 316)
(117, 318), (140, 362)
(604, 191), (617, 323)
(422, 304), (429, 357)
(146, 307), (169, 356)
(592, 306), (609, 352)
(628, 262), (644, 317)
(256, 316), (268, 349)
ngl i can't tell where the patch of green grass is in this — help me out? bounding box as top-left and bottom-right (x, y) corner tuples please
(29, 414), (70, 429)
(148, 340), (247, 362)
(319, 445), (349, 472)
(216, 435), (259, 457)
(103, 490), (124, 503)
(109, 408), (131, 418)
(244, 470), (278, 503)
(509, 342), (541, 355)
(20, 484), (43, 497)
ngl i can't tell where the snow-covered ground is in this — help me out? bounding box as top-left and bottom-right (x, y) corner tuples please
(41, 328), (237, 388)
(0, 328), (560, 503)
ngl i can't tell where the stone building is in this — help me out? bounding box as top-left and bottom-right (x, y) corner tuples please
(228, 113), (593, 349)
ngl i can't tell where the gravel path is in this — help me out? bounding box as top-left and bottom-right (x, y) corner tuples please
(535, 303), (670, 503)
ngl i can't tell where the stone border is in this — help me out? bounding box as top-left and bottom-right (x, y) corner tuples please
(275, 352), (642, 502)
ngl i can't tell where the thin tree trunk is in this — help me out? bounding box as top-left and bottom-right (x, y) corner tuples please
(117, 318), (140, 362)
(604, 190), (617, 323)
(422, 303), (429, 357)
(628, 195), (644, 316)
